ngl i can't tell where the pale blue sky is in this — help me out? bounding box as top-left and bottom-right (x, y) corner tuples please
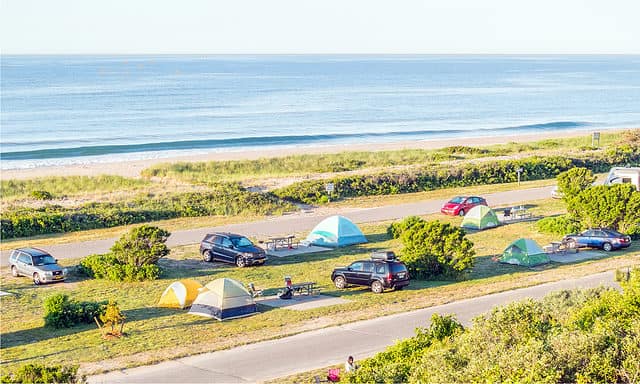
(1, 0), (639, 54)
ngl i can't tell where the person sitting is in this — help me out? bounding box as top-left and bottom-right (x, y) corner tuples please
(345, 356), (358, 373)
(278, 276), (294, 299)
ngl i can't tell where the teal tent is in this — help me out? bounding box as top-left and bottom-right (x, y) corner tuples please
(305, 215), (367, 247)
(461, 205), (499, 230)
(499, 238), (550, 267)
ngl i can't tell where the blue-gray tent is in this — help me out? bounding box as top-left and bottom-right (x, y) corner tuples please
(305, 215), (367, 247)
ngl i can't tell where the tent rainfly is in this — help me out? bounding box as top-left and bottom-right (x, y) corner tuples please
(461, 205), (499, 230)
(499, 238), (550, 267)
(158, 279), (203, 309)
(189, 278), (257, 321)
(305, 215), (367, 248)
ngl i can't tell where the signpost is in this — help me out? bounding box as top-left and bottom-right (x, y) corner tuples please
(592, 131), (600, 148)
(516, 167), (523, 186)
(325, 183), (334, 202)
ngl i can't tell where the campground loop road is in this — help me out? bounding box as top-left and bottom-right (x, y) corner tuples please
(88, 270), (619, 383)
(0, 186), (554, 266)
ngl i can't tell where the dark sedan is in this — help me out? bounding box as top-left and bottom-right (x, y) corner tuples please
(562, 229), (631, 252)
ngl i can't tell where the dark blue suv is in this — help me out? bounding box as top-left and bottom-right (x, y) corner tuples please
(562, 228), (631, 252)
(200, 232), (266, 267)
(331, 251), (410, 293)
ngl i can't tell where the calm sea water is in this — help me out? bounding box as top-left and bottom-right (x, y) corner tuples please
(2, 55), (640, 170)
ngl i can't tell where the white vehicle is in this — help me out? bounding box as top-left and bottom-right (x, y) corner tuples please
(604, 167), (640, 190)
(551, 166), (640, 199)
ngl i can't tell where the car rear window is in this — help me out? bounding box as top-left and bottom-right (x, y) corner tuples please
(390, 263), (407, 273)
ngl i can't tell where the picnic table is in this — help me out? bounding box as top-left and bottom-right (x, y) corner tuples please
(511, 206), (533, 219)
(265, 235), (298, 251)
(290, 281), (319, 296)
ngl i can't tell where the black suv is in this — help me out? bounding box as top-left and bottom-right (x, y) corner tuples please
(331, 251), (410, 293)
(200, 232), (267, 267)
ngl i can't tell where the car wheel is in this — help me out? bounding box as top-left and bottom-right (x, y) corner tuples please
(602, 242), (613, 252)
(33, 273), (42, 285)
(11, 266), (19, 277)
(371, 280), (384, 294)
(236, 257), (246, 268)
(395, 285), (404, 291)
(458, 209), (465, 216)
(202, 250), (213, 262)
(565, 238), (576, 249)
(334, 276), (347, 289)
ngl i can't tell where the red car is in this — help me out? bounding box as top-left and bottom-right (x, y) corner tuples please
(440, 196), (488, 216)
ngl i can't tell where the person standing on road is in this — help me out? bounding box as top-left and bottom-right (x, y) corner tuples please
(345, 356), (358, 373)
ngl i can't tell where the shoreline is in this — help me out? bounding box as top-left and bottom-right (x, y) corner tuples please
(0, 129), (629, 180)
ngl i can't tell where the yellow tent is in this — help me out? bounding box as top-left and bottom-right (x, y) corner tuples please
(158, 279), (203, 309)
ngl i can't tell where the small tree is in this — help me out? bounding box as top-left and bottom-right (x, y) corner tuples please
(557, 167), (596, 201)
(110, 225), (170, 267)
(568, 184), (637, 231)
(97, 300), (126, 338)
(399, 220), (475, 279)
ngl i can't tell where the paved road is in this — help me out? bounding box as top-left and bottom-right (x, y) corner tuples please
(1, 186), (553, 266)
(89, 270), (618, 383)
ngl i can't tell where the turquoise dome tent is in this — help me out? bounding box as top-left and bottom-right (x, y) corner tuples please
(305, 215), (367, 247)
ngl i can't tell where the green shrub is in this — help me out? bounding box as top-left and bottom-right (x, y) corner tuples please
(568, 184), (639, 232)
(556, 167), (596, 200)
(43, 293), (106, 329)
(398, 220), (475, 279)
(30, 190), (53, 200)
(110, 225), (170, 266)
(387, 216), (426, 239)
(536, 215), (583, 236)
(79, 253), (161, 282)
(1, 175), (148, 200)
(1, 363), (85, 384)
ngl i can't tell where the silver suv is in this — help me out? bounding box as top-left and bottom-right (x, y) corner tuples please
(9, 247), (68, 285)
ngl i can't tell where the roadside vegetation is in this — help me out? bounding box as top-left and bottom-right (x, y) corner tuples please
(345, 268), (640, 383)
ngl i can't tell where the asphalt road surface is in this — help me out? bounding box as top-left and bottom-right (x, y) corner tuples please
(1, 186), (554, 266)
(89, 270), (618, 383)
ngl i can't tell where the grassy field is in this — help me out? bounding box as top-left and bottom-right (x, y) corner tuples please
(1, 198), (638, 376)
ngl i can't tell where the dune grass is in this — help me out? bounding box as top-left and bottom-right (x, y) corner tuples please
(1, 200), (638, 376)
(0, 175), (149, 201)
(140, 132), (624, 184)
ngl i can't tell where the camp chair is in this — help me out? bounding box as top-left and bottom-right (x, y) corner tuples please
(503, 207), (512, 220)
(247, 282), (263, 298)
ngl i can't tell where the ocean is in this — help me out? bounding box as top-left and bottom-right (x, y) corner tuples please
(2, 55), (639, 170)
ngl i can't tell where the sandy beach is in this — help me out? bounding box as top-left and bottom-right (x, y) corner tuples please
(0, 129), (629, 180)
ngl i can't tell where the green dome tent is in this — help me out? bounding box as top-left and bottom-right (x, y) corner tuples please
(189, 278), (256, 321)
(305, 215), (367, 248)
(499, 238), (550, 267)
(461, 205), (499, 230)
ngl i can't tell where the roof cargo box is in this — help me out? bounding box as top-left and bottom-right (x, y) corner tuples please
(371, 251), (396, 261)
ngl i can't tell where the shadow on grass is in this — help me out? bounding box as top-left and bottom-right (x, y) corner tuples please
(1, 306), (177, 349)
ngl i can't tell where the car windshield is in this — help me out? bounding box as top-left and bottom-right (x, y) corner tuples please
(449, 196), (465, 204)
(231, 237), (253, 247)
(32, 255), (57, 266)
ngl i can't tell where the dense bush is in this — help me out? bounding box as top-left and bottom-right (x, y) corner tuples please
(111, 225), (170, 267)
(387, 216), (426, 239)
(349, 269), (640, 383)
(568, 184), (640, 234)
(273, 150), (640, 205)
(556, 167), (596, 200)
(535, 215), (583, 236)
(78, 226), (167, 282)
(79, 254), (161, 282)
(1, 363), (85, 384)
(346, 314), (463, 383)
(44, 293), (106, 329)
(396, 219), (475, 279)
(0, 183), (295, 239)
